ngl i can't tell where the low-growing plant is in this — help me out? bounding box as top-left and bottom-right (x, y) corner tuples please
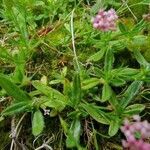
(0, 0), (150, 149)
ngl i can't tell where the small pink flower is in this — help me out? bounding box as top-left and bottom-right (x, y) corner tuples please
(142, 120), (149, 129)
(92, 8), (118, 32)
(93, 23), (99, 28)
(129, 125), (136, 133)
(133, 115), (141, 121)
(134, 122), (142, 130)
(127, 134), (135, 142)
(122, 140), (129, 148)
(121, 115), (150, 150)
(124, 118), (130, 126)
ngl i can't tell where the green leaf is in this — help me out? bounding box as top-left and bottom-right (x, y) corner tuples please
(32, 81), (62, 98)
(63, 79), (72, 96)
(49, 109), (58, 117)
(35, 1), (45, 6)
(66, 117), (81, 148)
(87, 49), (105, 62)
(133, 35), (147, 47)
(66, 133), (76, 148)
(118, 22), (128, 33)
(130, 20), (146, 36)
(141, 0), (150, 5)
(104, 48), (114, 74)
(59, 117), (68, 134)
(81, 103), (110, 124)
(123, 104), (145, 115)
(72, 73), (81, 107)
(106, 0), (121, 7)
(61, 66), (68, 77)
(70, 118), (81, 142)
(49, 80), (62, 85)
(32, 81), (67, 111)
(0, 116), (4, 122)
(90, 0), (105, 14)
(133, 49), (150, 69)
(1, 101), (31, 116)
(0, 73), (31, 102)
(111, 78), (126, 87)
(32, 110), (45, 136)
(82, 78), (100, 90)
(108, 118), (120, 136)
(93, 129), (99, 150)
(13, 64), (25, 83)
(110, 39), (126, 52)
(3, 0), (13, 10)
(120, 81), (143, 108)
(108, 93), (120, 112)
(111, 68), (140, 81)
(12, 6), (29, 44)
(40, 96), (65, 111)
(102, 83), (112, 102)
(0, 46), (14, 62)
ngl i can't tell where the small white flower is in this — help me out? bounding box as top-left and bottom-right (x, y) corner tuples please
(0, 96), (5, 102)
(43, 109), (50, 115)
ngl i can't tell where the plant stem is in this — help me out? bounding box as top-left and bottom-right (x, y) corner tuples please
(70, 9), (80, 72)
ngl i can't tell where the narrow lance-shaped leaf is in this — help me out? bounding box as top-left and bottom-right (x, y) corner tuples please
(87, 48), (105, 62)
(0, 116), (4, 122)
(32, 81), (67, 110)
(39, 96), (65, 111)
(1, 101), (31, 116)
(66, 117), (81, 148)
(108, 117), (120, 136)
(32, 110), (45, 136)
(123, 104), (145, 115)
(141, 0), (150, 4)
(108, 93), (120, 112)
(106, 0), (121, 6)
(120, 81), (143, 109)
(32, 81), (66, 100)
(0, 73), (31, 102)
(104, 48), (114, 74)
(90, 0), (105, 14)
(0, 46), (14, 62)
(66, 133), (76, 148)
(102, 83), (112, 102)
(13, 64), (25, 83)
(63, 78), (72, 97)
(81, 103), (110, 124)
(70, 117), (81, 143)
(111, 68), (140, 81)
(72, 72), (81, 107)
(118, 22), (128, 34)
(82, 78), (100, 90)
(130, 20), (146, 36)
(111, 78), (126, 87)
(59, 116), (68, 134)
(133, 49), (150, 69)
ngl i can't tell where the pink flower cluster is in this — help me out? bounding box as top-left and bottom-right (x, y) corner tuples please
(121, 115), (150, 150)
(92, 8), (118, 32)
